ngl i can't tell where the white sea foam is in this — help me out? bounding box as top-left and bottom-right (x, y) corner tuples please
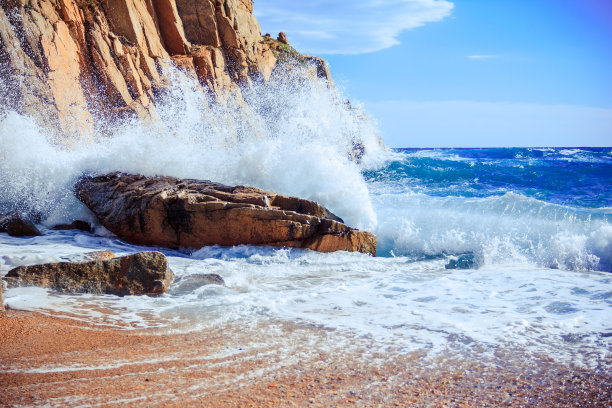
(372, 189), (612, 271)
(2, 231), (611, 368)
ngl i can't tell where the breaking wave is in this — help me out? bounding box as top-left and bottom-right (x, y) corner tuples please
(0, 66), (384, 229)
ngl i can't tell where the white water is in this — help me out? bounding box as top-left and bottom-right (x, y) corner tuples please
(2, 230), (611, 368)
(373, 190), (612, 271)
(1, 67), (611, 369)
(0, 67), (383, 229)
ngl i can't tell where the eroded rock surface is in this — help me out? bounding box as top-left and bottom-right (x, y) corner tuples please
(0, 0), (329, 141)
(76, 173), (377, 255)
(4, 251), (174, 296)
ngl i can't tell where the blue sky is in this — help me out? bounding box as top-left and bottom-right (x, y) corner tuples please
(255, 0), (612, 147)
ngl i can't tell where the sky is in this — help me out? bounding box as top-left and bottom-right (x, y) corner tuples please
(255, 0), (612, 147)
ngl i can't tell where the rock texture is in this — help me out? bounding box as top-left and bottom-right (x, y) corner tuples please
(4, 251), (174, 295)
(277, 31), (288, 45)
(82, 250), (117, 261)
(0, 213), (42, 237)
(75, 173), (377, 255)
(0, 0), (329, 141)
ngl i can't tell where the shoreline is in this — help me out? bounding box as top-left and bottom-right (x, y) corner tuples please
(1, 308), (610, 407)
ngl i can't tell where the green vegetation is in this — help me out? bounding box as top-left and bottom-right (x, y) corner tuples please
(117, 35), (134, 46)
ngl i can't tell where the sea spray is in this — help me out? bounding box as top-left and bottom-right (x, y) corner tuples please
(0, 65), (384, 229)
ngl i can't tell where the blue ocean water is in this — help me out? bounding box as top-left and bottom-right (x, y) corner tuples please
(366, 147), (611, 208)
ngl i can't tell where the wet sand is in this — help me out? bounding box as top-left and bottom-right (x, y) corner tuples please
(1, 309), (610, 407)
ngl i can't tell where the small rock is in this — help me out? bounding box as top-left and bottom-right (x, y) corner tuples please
(82, 251), (116, 261)
(0, 213), (42, 237)
(62, 251), (117, 262)
(52, 220), (92, 232)
(277, 31), (289, 44)
(170, 273), (225, 294)
(4, 251), (174, 296)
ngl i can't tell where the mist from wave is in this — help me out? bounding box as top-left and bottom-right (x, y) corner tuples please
(0, 67), (384, 230)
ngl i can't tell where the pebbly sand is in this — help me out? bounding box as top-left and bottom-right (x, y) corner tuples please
(0, 309), (610, 407)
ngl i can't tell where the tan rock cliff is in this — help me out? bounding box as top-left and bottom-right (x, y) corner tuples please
(0, 0), (331, 141)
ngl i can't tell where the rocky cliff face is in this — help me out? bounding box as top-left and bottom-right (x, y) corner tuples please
(0, 0), (332, 141)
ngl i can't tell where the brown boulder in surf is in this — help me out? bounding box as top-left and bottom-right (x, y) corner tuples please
(4, 251), (174, 296)
(0, 212), (42, 237)
(75, 173), (377, 255)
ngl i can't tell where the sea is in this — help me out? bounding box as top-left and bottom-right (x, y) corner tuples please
(1, 68), (611, 370)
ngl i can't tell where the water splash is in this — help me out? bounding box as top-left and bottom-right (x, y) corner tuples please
(0, 66), (384, 229)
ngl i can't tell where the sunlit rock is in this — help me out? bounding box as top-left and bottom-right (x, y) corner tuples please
(4, 251), (174, 296)
(75, 172), (377, 255)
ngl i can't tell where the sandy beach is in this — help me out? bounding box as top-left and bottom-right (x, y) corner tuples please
(1, 308), (610, 407)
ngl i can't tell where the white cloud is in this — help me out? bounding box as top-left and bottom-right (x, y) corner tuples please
(467, 55), (497, 60)
(254, 0), (454, 55)
(365, 100), (612, 147)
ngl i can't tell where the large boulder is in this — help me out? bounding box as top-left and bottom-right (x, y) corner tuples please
(75, 173), (377, 255)
(4, 251), (174, 296)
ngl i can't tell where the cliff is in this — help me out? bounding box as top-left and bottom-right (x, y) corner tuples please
(0, 0), (332, 141)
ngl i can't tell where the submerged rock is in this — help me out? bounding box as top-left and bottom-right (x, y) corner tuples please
(4, 251), (174, 296)
(170, 273), (225, 294)
(0, 213), (42, 237)
(75, 173), (377, 255)
(52, 220), (92, 233)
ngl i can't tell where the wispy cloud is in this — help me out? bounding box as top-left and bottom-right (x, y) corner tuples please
(254, 0), (454, 55)
(467, 54), (498, 60)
